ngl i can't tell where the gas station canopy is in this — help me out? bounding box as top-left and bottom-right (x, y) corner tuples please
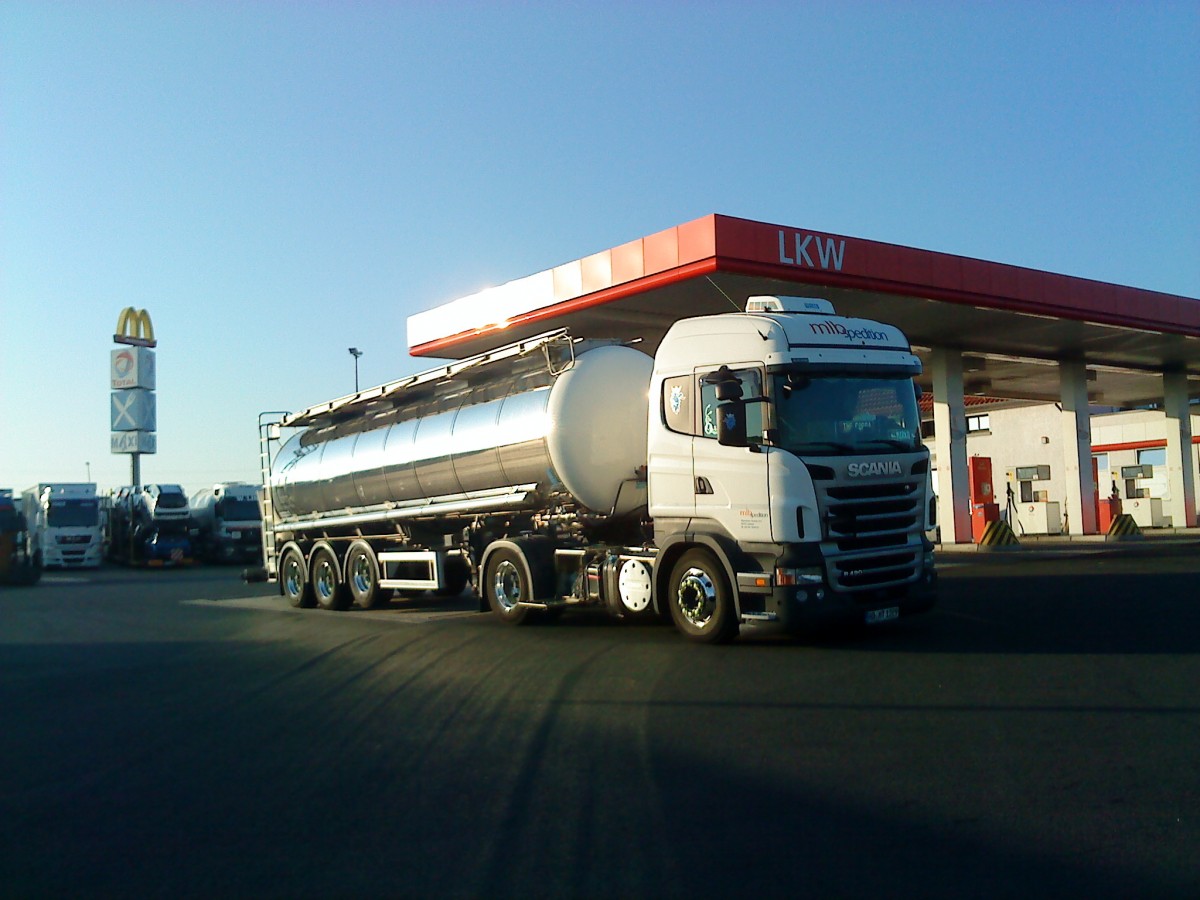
(409, 213), (1200, 410)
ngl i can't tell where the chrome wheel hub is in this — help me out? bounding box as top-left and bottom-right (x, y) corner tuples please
(676, 567), (716, 628)
(492, 560), (522, 611)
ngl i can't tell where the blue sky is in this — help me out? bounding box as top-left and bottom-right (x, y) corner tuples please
(2, 1), (1197, 493)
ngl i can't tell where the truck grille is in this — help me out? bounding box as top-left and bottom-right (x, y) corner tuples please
(817, 480), (923, 594)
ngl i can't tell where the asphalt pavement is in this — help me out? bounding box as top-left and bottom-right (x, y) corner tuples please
(1, 549), (1197, 898)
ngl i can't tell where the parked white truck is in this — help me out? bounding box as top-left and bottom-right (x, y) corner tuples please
(260, 297), (936, 642)
(21, 483), (103, 568)
(189, 483), (263, 563)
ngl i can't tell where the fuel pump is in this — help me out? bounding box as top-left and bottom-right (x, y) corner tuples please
(1009, 465), (1060, 535)
(1119, 464), (1165, 527)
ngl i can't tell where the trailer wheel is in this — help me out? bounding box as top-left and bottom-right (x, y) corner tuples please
(668, 549), (738, 644)
(280, 548), (313, 608)
(311, 547), (350, 611)
(484, 547), (533, 625)
(347, 542), (385, 610)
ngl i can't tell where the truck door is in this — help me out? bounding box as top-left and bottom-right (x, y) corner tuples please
(693, 366), (771, 542)
(648, 374), (699, 521)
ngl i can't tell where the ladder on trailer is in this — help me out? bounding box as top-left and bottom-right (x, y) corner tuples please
(257, 412), (290, 580)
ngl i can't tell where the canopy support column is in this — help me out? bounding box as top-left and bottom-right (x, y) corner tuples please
(1162, 372), (1196, 528)
(1058, 360), (1096, 535)
(931, 348), (971, 544)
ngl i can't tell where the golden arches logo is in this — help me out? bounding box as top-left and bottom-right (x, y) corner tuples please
(114, 307), (156, 347)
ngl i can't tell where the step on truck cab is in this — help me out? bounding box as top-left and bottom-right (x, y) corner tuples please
(259, 296), (936, 642)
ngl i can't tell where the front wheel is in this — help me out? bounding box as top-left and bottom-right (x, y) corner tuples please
(668, 549), (738, 644)
(484, 547), (534, 625)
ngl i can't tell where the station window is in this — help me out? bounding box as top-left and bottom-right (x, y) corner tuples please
(967, 413), (990, 433)
(1137, 447), (1166, 468)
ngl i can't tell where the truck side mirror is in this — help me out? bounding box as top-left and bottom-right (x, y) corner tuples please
(704, 365), (744, 402)
(717, 400), (748, 447)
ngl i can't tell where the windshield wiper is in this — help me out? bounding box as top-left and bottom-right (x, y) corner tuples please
(858, 438), (918, 451)
(790, 441), (856, 453)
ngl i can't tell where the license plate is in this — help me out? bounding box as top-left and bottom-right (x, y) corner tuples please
(865, 606), (899, 625)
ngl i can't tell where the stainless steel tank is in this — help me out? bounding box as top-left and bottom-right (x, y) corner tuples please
(271, 344), (653, 522)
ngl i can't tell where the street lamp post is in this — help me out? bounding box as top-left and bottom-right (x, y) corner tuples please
(348, 347), (363, 392)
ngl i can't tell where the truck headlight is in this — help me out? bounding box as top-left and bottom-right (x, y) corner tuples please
(775, 566), (823, 586)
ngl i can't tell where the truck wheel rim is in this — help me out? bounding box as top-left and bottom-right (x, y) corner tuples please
(351, 555), (373, 593)
(492, 560), (522, 611)
(284, 559), (302, 596)
(676, 567), (716, 628)
(315, 562), (335, 600)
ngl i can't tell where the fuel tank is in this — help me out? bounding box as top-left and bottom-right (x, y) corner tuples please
(271, 344), (653, 522)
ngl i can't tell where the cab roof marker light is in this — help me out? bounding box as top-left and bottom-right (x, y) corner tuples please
(746, 296), (836, 315)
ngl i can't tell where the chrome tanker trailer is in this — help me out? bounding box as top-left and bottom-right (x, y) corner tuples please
(261, 298), (937, 643)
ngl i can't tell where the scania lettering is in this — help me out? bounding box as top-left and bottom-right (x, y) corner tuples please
(849, 461), (904, 477)
(260, 295), (936, 643)
(20, 483), (103, 569)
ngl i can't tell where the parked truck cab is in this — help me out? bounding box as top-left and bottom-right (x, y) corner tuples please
(21, 483), (103, 569)
(189, 483), (263, 563)
(106, 484), (192, 566)
(645, 296), (935, 638)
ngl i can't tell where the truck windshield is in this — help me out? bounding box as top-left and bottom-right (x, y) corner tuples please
(217, 498), (261, 522)
(156, 493), (188, 509)
(47, 499), (99, 527)
(771, 374), (922, 456)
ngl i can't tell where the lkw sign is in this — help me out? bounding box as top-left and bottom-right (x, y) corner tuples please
(777, 230), (846, 271)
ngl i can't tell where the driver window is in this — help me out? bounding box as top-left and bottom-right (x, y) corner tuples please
(698, 368), (764, 443)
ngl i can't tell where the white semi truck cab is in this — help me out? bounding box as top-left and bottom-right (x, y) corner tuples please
(644, 296), (935, 637)
(21, 483), (103, 569)
(189, 483), (263, 563)
(261, 296), (935, 642)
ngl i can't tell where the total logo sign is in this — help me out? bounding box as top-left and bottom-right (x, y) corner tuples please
(110, 346), (156, 389)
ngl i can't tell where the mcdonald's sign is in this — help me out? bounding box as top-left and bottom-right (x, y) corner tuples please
(114, 307), (157, 347)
